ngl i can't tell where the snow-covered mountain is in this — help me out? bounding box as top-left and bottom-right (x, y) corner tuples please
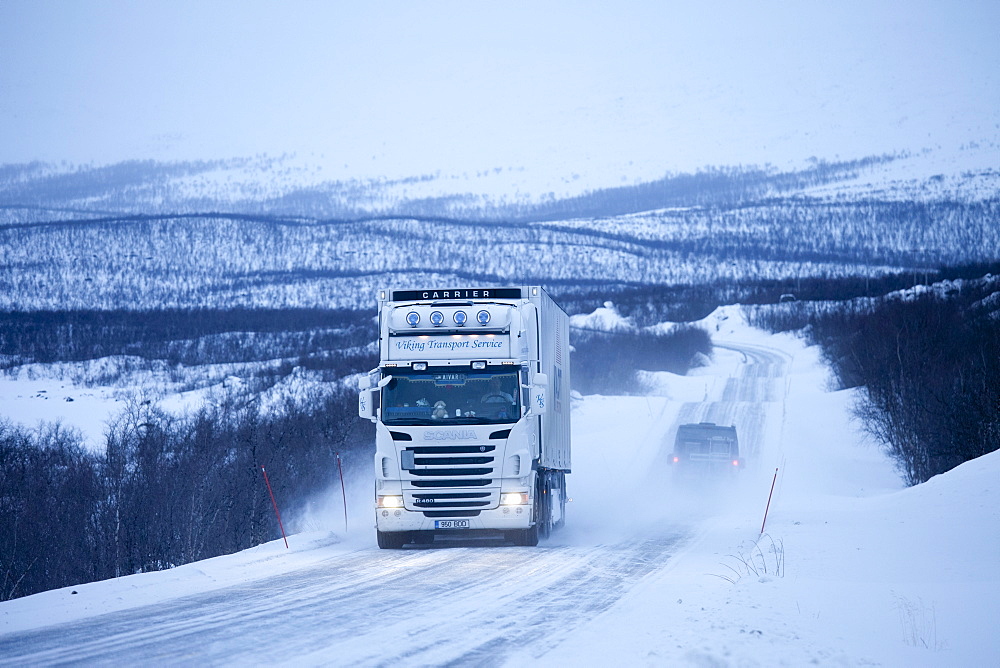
(2, 3), (998, 313)
(1, 149), (997, 314)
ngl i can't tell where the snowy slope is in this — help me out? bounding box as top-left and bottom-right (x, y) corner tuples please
(1, 312), (996, 666)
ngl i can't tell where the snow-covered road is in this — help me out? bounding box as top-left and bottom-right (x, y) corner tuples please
(2, 531), (692, 665)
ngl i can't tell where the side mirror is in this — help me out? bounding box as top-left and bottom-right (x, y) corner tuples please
(531, 387), (547, 415)
(358, 371), (381, 422)
(359, 389), (375, 421)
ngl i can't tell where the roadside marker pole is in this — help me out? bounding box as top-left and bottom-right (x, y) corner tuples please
(336, 452), (348, 534)
(760, 467), (779, 535)
(260, 465), (289, 549)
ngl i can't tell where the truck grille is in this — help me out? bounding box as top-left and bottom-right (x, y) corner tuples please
(415, 456), (492, 465)
(403, 444), (499, 510)
(412, 479), (492, 487)
(412, 492), (491, 508)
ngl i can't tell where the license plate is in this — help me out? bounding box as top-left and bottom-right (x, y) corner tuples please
(434, 519), (470, 529)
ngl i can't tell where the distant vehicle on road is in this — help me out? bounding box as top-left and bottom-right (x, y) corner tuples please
(670, 422), (742, 474)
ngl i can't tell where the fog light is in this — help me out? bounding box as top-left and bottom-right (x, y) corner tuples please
(377, 495), (403, 508)
(501, 492), (529, 505)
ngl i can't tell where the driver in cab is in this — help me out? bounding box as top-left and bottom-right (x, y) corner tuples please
(479, 377), (515, 419)
(481, 377), (515, 412)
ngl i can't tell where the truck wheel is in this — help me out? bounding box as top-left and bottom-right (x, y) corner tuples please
(553, 472), (567, 530)
(509, 481), (544, 546)
(509, 522), (539, 546)
(377, 530), (407, 549)
(538, 475), (552, 540)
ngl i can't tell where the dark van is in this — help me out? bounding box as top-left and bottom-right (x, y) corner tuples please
(670, 422), (742, 473)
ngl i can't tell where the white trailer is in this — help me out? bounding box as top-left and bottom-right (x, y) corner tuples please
(359, 286), (571, 548)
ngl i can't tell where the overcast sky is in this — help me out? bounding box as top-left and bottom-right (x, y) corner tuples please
(2, 1), (997, 185)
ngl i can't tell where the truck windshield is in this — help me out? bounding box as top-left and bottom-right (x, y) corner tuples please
(381, 367), (521, 426)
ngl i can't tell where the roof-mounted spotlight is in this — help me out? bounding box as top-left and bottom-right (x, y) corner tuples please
(453, 310), (468, 326)
(429, 311), (445, 326)
(476, 310), (491, 326)
(405, 311), (420, 327)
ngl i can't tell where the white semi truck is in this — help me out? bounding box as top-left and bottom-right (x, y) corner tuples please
(359, 286), (571, 548)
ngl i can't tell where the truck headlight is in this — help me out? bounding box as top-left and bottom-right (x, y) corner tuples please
(377, 495), (404, 508)
(500, 492), (529, 506)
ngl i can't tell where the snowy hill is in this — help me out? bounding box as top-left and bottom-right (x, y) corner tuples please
(3, 2), (999, 314)
(1, 170), (997, 313)
(1, 314), (996, 665)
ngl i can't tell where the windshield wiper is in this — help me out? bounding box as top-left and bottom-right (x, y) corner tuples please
(383, 418), (439, 426)
(384, 416), (514, 426)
